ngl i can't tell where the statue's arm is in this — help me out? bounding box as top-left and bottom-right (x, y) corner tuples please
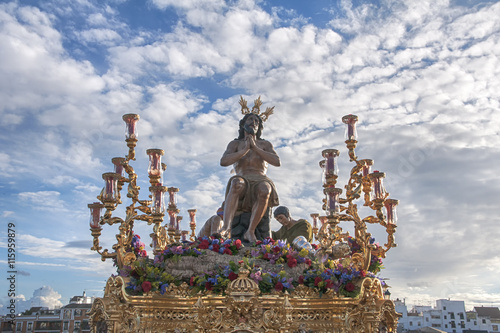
(252, 140), (281, 167)
(220, 140), (249, 166)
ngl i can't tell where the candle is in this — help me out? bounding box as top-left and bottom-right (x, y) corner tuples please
(102, 173), (120, 202)
(324, 187), (342, 215)
(369, 171), (386, 200)
(176, 216), (183, 231)
(310, 213), (319, 229)
(342, 114), (358, 141)
(150, 185), (166, 214)
(147, 149), (164, 177)
(360, 159), (374, 177)
(88, 202), (104, 229)
(167, 187), (179, 208)
(181, 231), (189, 242)
(168, 210), (177, 229)
(384, 199), (399, 224)
(111, 157), (125, 178)
(321, 149), (340, 177)
(122, 114), (140, 139)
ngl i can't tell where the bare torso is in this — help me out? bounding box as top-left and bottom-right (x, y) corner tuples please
(232, 139), (269, 176)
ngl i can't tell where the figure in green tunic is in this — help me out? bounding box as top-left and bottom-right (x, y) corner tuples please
(271, 206), (313, 244)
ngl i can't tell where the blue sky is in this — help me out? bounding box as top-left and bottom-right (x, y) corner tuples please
(0, 0), (499, 313)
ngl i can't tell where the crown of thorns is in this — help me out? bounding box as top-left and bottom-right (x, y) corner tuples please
(239, 96), (275, 122)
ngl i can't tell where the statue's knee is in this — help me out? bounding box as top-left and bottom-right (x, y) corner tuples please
(256, 183), (271, 200)
(230, 178), (246, 192)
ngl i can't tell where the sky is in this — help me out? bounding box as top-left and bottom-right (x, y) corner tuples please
(0, 0), (499, 314)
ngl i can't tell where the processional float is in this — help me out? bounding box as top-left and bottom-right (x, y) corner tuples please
(88, 98), (400, 332)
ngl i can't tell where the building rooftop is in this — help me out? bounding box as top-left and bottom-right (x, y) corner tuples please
(474, 306), (500, 319)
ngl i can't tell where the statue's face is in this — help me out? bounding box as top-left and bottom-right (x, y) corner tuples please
(275, 214), (290, 227)
(244, 114), (260, 135)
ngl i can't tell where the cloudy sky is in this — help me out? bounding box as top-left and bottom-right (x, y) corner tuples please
(0, 0), (499, 313)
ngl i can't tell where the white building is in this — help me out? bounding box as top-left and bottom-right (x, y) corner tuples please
(394, 298), (499, 333)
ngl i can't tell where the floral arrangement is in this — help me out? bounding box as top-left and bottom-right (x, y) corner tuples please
(250, 238), (312, 268)
(119, 235), (384, 298)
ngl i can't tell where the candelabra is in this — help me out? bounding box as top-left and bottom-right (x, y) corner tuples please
(87, 114), (198, 270)
(315, 114), (399, 271)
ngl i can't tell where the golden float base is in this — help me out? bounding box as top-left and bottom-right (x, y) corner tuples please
(89, 275), (399, 333)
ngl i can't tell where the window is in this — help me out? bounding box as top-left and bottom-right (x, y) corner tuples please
(483, 319), (487, 324)
(63, 321), (69, 330)
(27, 322), (33, 331)
(444, 306), (447, 310)
(16, 322), (22, 332)
(492, 324), (498, 331)
(75, 309), (82, 316)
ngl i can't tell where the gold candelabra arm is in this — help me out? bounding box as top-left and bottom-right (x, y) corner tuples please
(345, 139), (358, 161)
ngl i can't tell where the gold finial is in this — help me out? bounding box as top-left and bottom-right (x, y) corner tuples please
(239, 95), (274, 122)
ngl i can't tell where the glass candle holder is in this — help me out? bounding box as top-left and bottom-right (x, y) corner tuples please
(102, 172), (120, 202)
(321, 149), (340, 178)
(150, 185), (166, 214)
(122, 114), (140, 139)
(310, 213), (319, 229)
(88, 202), (104, 229)
(176, 216), (183, 231)
(360, 159), (374, 177)
(342, 114), (358, 141)
(146, 149), (164, 179)
(324, 187), (343, 215)
(369, 171), (386, 200)
(384, 199), (399, 224)
(167, 187), (179, 208)
(111, 157), (126, 178)
(181, 230), (189, 242)
(318, 216), (328, 226)
(168, 210), (177, 229)
(187, 209), (197, 226)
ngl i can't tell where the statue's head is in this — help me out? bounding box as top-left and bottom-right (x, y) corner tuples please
(238, 113), (263, 139)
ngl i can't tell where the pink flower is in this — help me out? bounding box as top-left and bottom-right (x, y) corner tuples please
(141, 281), (152, 293)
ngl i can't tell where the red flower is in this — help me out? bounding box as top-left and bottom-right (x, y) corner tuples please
(235, 239), (242, 249)
(212, 244), (220, 252)
(345, 282), (356, 292)
(314, 276), (322, 286)
(263, 253), (270, 259)
(287, 258), (297, 268)
(223, 248), (232, 255)
(275, 282), (284, 291)
(311, 243), (318, 250)
(205, 282), (213, 291)
(272, 246), (281, 253)
(305, 258), (312, 266)
(325, 279), (334, 289)
(198, 239), (210, 249)
(360, 270), (366, 277)
(141, 281), (152, 293)
(224, 243), (230, 248)
(255, 240), (263, 245)
(190, 276), (195, 286)
(228, 272), (238, 281)
(298, 275), (305, 284)
(238, 260), (244, 264)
